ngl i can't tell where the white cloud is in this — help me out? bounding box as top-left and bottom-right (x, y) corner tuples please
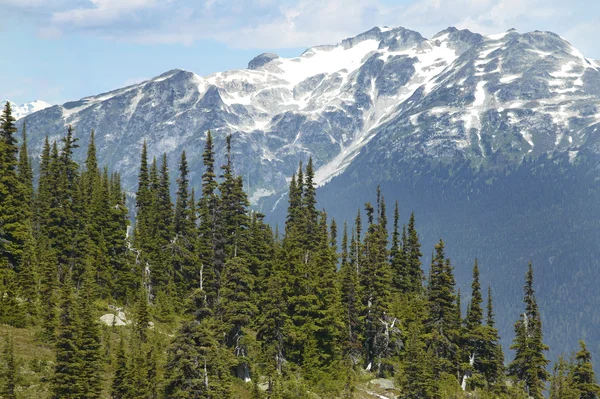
(3, 0), (600, 58)
(51, 0), (158, 27)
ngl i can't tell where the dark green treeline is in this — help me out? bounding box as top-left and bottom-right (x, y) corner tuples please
(0, 101), (598, 398)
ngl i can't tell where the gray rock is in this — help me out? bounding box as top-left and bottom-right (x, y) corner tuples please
(248, 53), (279, 70)
(369, 378), (395, 390)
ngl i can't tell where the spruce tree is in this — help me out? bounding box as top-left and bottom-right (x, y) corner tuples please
(164, 317), (233, 398)
(339, 223), (361, 361)
(508, 263), (550, 399)
(111, 337), (130, 399)
(360, 199), (395, 375)
(405, 213), (423, 294)
(18, 227), (39, 324)
(198, 131), (220, 308)
(480, 286), (504, 389)
(51, 271), (82, 398)
(78, 264), (104, 399)
(401, 324), (438, 399)
(221, 256), (257, 380)
(426, 240), (460, 376)
(17, 121), (33, 217)
(549, 356), (578, 399)
(572, 340), (600, 399)
(0, 101), (27, 268)
(0, 333), (17, 399)
(461, 259), (488, 390)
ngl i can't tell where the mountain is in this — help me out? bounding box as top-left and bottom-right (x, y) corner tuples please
(17, 26), (600, 360)
(7, 100), (52, 120)
(17, 26), (600, 200)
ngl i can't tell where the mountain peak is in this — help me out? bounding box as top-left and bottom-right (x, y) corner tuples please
(5, 100), (52, 120)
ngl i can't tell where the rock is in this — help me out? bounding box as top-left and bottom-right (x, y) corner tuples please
(258, 382), (269, 392)
(248, 53), (279, 70)
(369, 378), (395, 390)
(100, 314), (126, 326)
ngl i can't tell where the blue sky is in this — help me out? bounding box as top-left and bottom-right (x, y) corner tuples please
(2, 0), (599, 105)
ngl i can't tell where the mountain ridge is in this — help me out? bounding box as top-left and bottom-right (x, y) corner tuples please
(18, 25), (600, 203)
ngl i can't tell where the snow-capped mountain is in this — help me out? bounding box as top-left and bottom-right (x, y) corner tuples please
(18, 26), (600, 202)
(7, 100), (52, 120)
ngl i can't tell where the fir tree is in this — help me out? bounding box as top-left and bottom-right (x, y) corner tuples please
(111, 337), (130, 399)
(339, 223), (361, 361)
(401, 324), (438, 399)
(426, 239), (460, 376)
(164, 317), (233, 398)
(78, 264), (104, 399)
(550, 356), (579, 399)
(39, 243), (58, 342)
(508, 263), (550, 399)
(221, 257), (257, 380)
(480, 286), (504, 389)
(404, 213), (423, 294)
(572, 340), (600, 399)
(17, 121), (33, 217)
(51, 271), (82, 398)
(360, 199), (394, 375)
(0, 101), (27, 268)
(0, 333), (18, 399)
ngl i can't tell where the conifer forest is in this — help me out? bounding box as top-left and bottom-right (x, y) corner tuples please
(0, 99), (599, 399)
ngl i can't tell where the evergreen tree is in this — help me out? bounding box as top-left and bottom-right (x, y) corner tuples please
(401, 324), (438, 399)
(480, 286), (504, 389)
(339, 223), (361, 361)
(17, 121), (33, 217)
(78, 264), (104, 399)
(221, 256), (257, 380)
(111, 337), (130, 399)
(51, 271), (82, 398)
(0, 333), (18, 399)
(550, 356), (579, 399)
(135, 140), (152, 250)
(360, 199), (395, 375)
(404, 213), (423, 294)
(18, 227), (39, 324)
(426, 240), (460, 376)
(164, 317), (233, 398)
(198, 131), (220, 308)
(508, 263), (550, 399)
(572, 340), (600, 399)
(39, 243), (58, 343)
(0, 101), (27, 269)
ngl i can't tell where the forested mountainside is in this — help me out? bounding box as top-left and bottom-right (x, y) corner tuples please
(1, 102), (600, 398)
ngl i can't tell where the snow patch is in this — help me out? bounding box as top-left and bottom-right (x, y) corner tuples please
(521, 130), (534, 148)
(250, 188), (275, 205)
(487, 31), (510, 40)
(276, 39), (380, 87)
(569, 150), (578, 162)
(499, 74), (521, 83)
(8, 100), (52, 120)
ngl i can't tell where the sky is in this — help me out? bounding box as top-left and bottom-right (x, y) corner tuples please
(2, 0), (599, 105)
